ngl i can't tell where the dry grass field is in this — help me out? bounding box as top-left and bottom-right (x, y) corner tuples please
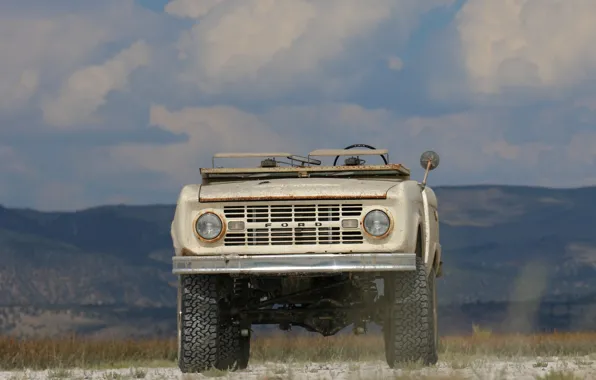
(1, 327), (596, 379)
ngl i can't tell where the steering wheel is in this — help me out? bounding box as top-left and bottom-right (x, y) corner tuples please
(333, 144), (389, 166)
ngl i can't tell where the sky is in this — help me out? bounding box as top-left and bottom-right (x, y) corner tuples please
(1, 0), (596, 211)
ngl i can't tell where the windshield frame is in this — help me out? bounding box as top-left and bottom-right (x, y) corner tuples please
(200, 164), (410, 183)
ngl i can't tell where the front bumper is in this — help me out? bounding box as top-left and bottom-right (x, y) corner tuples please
(172, 253), (416, 275)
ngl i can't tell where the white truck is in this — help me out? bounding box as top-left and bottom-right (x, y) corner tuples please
(171, 144), (442, 373)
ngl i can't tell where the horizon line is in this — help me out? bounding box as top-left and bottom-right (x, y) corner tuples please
(1, 183), (595, 214)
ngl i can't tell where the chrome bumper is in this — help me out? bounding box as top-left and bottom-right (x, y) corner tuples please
(172, 253), (416, 275)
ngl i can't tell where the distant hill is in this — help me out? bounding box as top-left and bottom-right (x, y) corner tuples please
(1, 185), (595, 337)
(435, 185), (596, 305)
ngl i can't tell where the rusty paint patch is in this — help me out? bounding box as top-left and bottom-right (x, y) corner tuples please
(201, 163), (410, 176)
(199, 194), (388, 202)
(181, 248), (195, 256)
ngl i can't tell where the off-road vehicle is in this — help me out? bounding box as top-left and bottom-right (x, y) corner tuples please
(171, 144), (442, 372)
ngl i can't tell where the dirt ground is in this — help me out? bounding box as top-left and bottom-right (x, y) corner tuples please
(1, 356), (595, 380)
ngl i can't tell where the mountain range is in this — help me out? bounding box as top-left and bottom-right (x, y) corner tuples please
(1, 185), (595, 338)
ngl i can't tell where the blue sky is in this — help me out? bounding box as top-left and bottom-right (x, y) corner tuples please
(1, 0), (596, 211)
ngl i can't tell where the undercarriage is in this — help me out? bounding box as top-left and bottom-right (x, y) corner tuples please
(225, 273), (384, 337)
(177, 255), (439, 373)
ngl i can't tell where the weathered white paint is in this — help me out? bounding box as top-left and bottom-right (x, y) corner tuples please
(198, 177), (399, 202)
(171, 177), (441, 269)
(421, 186), (440, 275)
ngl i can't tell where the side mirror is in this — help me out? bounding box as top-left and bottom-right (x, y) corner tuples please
(419, 150), (440, 188)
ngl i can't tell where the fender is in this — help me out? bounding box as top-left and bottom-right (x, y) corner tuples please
(420, 186), (440, 276)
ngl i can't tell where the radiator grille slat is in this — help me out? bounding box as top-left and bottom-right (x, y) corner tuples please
(223, 204), (364, 246)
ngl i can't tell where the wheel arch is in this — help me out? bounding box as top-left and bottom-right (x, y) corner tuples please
(416, 224), (423, 258)
(416, 223), (440, 277)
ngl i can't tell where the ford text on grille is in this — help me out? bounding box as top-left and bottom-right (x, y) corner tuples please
(223, 203), (364, 246)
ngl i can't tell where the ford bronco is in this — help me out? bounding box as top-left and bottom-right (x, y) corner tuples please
(171, 144), (442, 372)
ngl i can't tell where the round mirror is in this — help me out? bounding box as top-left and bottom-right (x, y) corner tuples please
(420, 150), (440, 171)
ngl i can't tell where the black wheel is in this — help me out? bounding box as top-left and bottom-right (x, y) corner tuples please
(177, 274), (241, 373)
(383, 255), (438, 367)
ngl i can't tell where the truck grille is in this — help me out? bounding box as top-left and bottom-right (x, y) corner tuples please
(223, 203), (364, 246)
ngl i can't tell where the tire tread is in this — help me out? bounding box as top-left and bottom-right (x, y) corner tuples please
(385, 256), (438, 367)
(178, 275), (244, 373)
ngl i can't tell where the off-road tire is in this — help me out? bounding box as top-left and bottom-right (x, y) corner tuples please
(219, 325), (250, 370)
(216, 324), (242, 371)
(237, 330), (251, 370)
(177, 274), (241, 373)
(384, 256), (439, 367)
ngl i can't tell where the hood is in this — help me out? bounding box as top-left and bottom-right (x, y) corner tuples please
(199, 178), (399, 202)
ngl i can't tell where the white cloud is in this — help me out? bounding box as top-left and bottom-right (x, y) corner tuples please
(567, 132), (596, 165)
(109, 102), (596, 189)
(0, 1), (157, 119)
(110, 104), (289, 184)
(2, 0), (596, 210)
(9, 98), (596, 209)
(574, 97), (596, 111)
(0, 14), (108, 112)
(165, 0), (225, 18)
(0, 145), (36, 201)
(108, 104), (553, 186)
(264, 103), (396, 144)
(404, 112), (506, 173)
(482, 139), (553, 166)
(387, 56), (404, 71)
(33, 181), (88, 212)
(0, 146), (32, 177)
(456, 0), (596, 94)
(0, 69), (39, 111)
(169, 0), (454, 96)
(42, 41), (151, 128)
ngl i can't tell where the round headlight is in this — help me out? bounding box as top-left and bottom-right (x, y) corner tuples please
(363, 210), (391, 237)
(195, 212), (223, 241)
